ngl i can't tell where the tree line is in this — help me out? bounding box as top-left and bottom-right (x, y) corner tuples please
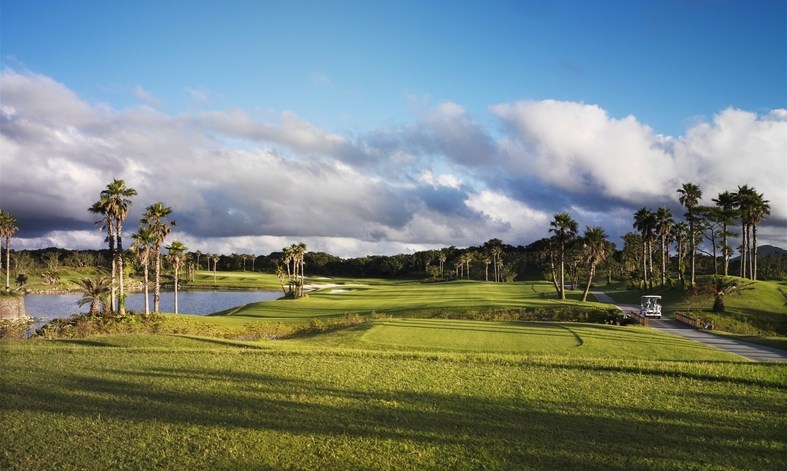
(1, 181), (784, 308)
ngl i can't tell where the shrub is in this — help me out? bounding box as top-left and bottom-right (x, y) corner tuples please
(0, 318), (32, 339)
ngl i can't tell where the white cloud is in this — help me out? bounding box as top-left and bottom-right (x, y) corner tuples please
(674, 108), (787, 221)
(2, 69), (785, 256)
(491, 100), (677, 200)
(465, 190), (550, 243)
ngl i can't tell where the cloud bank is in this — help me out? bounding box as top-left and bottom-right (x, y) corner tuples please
(1, 69), (785, 257)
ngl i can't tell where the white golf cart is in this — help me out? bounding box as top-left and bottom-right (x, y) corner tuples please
(639, 295), (662, 318)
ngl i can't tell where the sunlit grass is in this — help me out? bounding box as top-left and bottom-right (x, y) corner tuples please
(1, 333), (783, 470)
(224, 279), (608, 321)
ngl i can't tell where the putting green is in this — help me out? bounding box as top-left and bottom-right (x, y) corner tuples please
(361, 318), (581, 352)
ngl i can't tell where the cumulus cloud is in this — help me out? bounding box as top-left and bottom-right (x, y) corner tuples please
(491, 100), (677, 201)
(1, 69), (785, 256)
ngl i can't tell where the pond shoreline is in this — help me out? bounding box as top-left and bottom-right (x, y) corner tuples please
(22, 290), (283, 320)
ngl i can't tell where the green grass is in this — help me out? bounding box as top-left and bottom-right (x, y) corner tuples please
(4, 274), (786, 469)
(2, 327), (784, 471)
(187, 270), (284, 290)
(222, 279), (609, 322)
(600, 277), (787, 335)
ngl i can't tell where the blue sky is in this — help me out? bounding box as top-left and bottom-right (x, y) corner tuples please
(1, 0), (785, 257)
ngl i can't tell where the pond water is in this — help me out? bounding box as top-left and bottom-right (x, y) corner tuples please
(24, 290), (283, 320)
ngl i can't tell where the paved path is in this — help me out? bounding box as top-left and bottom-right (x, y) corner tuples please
(591, 291), (787, 362)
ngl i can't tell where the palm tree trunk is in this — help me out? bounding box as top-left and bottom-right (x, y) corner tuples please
(748, 225), (754, 280)
(641, 239), (647, 290)
(548, 250), (559, 296)
(153, 247), (161, 312)
(4, 236), (10, 290)
(581, 264), (596, 302)
(559, 243), (566, 300)
(752, 224), (758, 280)
(116, 221), (126, 315)
(173, 267), (179, 314)
(143, 262), (150, 315)
(689, 222), (696, 287)
(660, 237), (667, 287)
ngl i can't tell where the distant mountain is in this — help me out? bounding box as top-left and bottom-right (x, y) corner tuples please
(731, 245), (786, 261)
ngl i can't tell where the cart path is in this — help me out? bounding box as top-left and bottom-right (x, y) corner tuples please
(591, 291), (787, 362)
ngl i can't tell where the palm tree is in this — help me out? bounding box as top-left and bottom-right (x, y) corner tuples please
(738, 185), (771, 280)
(292, 242), (307, 297)
(74, 273), (111, 317)
(211, 254), (219, 282)
(141, 202), (176, 313)
(654, 207), (674, 288)
(672, 221), (689, 286)
(633, 207), (657, 289)
(101, 179), (137, 315)
(491, 245), (503, 282)
(677, 182), (702, 286)
(549, 212), (578, 300)
(464, 251), (474, 280)
(165, 241), (188, 314)
(89, 195), (116, 311)
(580, 226), (611, 302)
(0, 209), (19, 291)
(712, 191), (739, 276)
(131, 227), (156, 314)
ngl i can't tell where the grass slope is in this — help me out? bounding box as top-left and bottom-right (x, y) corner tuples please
(2, 327), (784, 471)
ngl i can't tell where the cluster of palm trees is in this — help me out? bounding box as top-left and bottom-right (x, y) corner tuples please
(632, 206), (676, 289)
(548, 213), (613, 302)
(0, 209), (19, 291)
(88, 180), (183, 315)
(423, 241), (507, 282)
(279, 242), (307, 297)
(631, 182), (770, 290)
(88, 179), (137, 314)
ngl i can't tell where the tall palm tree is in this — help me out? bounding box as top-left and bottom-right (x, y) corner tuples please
(89, 196), (116, 311)
(580, 226), (611, 302)
(0, 209), (19, 291)
(491, 245), (503, 282)
(734, 185), (756, 279)
(549, 212), (578, 300)
(483, 255), (491, 282)
(712, 191), (739, 276)
(292, 242), (307, 297)
(672, 221), (688, 286)
(464, 251), (474, 280)
(74, 272), (111, 317)
(633, 207), (657, 289)
(165, 241), (188, 314)
(654, 207), (674, 288)
(748, 190), (770, 281)
(677, 182), (702, 286)
(141, 202), (176, 313)
(131, 227), (156, 315)
(101, 179), (137, 315)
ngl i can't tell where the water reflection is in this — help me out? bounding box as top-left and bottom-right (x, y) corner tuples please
(24, 290), (282, 320)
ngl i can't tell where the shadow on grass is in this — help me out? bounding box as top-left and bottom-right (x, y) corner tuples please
(3, 361), (785, 470)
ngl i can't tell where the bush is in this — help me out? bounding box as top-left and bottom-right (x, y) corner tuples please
(0, 318), (32, 339)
